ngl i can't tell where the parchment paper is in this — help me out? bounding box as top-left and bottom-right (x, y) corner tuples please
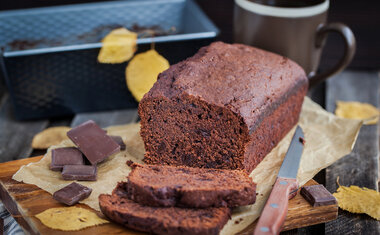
(13, 97), (362, 234)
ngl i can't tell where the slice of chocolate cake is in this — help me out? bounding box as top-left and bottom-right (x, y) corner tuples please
(124, 163), (256, 208)
(99, 185), (231, 235)
(138, 41), (308, 173)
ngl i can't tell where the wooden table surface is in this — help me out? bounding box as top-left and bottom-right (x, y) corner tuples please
(0, 70), (379, 235)
(0, 156), (338, 235)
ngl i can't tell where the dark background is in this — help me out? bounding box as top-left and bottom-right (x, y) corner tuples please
(196, 0), (380, 70)
(0, 0), (379, 70)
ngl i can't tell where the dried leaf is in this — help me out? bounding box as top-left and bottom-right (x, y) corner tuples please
(333, 184), (380, 220)
(335, 101), (379, 125)
(32, 126), (71, 149)
(126, 49), (169, 101)
(35, 207), (109, 231)
(98, 28), (137, 64)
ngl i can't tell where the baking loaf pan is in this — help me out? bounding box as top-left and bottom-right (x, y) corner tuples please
(0, 0), (219, 120)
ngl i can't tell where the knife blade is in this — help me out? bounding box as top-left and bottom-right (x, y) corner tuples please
(277, 126), (305, 179)
(254, 125), (305, 235)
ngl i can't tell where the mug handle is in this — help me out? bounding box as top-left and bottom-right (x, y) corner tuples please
(308, 22), (356, 88)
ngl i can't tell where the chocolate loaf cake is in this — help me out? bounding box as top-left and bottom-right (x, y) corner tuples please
(99, 185), (231, 235)
(124, 163), (256, 208)
(139, 42), (308, 173)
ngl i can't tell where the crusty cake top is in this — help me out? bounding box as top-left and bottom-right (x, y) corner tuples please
(143, 41), (308, 130)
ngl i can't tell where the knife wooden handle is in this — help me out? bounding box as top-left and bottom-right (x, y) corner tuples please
(254, 177), (299, 235)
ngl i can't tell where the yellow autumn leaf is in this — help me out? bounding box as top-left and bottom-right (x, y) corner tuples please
(126, 49), (169, 102)
(333, 184), (380, 220)
(98, 28), (137, 64)
(35, 207), (109, 231)
(335, 101), (379, 125)
(32, 126), (71, 149)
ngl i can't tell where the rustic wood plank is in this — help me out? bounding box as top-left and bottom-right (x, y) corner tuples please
(296, 224), (324, 235)
(0, 94), (48, 162)
(0, 156), (336, 235)
(325, 71), (380, 234)
(281, 230), (298, 235)
(238, 179), (338, 235)
(71, 109), (138, 128)
(0, 78), (5, 99)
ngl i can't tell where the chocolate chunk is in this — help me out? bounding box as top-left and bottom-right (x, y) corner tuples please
(110, 135), (126, 151)
(301, 184), (337, 207)
(53, 182), (92, 206)
(67, 120), (120, 165)
(126, 160), (134, 166)
(50, 147), (84, 171)
(62, 165), (97, 181)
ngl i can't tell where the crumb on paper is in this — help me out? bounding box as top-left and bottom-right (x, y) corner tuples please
(126, 160), (134, 166)
(299, 137), (306, 145)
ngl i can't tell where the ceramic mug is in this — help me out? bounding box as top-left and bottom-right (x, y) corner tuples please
(234, 0), (356, 87)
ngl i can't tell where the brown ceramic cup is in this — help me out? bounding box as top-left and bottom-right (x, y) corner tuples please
(234, 0), (356, 88)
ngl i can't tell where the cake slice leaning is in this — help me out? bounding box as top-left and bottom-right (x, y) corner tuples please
(99, 184), (231, 235)
(124, 163), (256, 208)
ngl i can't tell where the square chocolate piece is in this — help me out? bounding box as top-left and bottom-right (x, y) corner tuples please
(301, 184), (337, 207)
(67, 120), (120, 165)
(110, 135), (126, 151)
(53, 182), (92, 206)
(62, 165), (97, 181)
(50, 147), (84, 171)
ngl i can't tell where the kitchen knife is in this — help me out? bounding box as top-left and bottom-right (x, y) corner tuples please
(254, 125), (305, 235)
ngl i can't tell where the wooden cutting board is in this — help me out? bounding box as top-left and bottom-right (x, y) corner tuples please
(0, 156), (337, 235)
